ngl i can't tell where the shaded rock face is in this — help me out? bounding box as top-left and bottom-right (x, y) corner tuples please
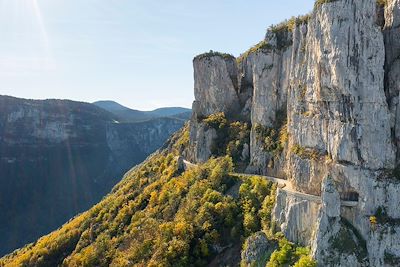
(106, 117), (185, 168)
(384, 0), (400, 161)
(190, 0), (400, 265)
(0, 96), (184, 256)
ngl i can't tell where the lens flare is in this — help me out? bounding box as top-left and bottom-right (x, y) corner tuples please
(30, 0), (54, 69)
(32, 0), (49, 50)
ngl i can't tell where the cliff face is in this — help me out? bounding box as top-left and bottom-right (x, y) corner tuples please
(189, 0), (400, 265)
(106, 117), (186, 168)
(0, 96), (184, 256)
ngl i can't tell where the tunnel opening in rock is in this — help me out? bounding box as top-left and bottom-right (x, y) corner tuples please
(341, 191), (359, 202)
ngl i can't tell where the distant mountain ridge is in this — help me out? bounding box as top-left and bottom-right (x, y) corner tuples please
(92, 100), (132, 112)
(93, 101), (191, 122)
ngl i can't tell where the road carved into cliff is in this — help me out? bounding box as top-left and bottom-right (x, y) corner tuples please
(182, 159), (358, 207)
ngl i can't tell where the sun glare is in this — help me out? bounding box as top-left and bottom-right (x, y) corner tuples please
(0, 0), (55, 69)
(31, 0), (49, 50)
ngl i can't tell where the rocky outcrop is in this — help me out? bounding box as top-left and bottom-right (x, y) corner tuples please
(241, 231), (277, 267)
(189, 53), (251, 163)
(193, 54), (241, 119)
(311, 177), (368, 266)
(273, 188), (321, 246)
(189, 121), (217, 163)
(189, 0), (400, 265)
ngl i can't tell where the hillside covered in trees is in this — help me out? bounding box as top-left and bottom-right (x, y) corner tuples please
(0, 126), (315, 267)
(0, 95), (186, 256)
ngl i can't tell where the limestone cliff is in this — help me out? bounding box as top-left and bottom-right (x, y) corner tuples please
(189, 0), (400, 265)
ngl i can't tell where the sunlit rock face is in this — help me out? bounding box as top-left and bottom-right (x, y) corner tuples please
(190, 0), (400, 265)
(189, 54), (252, 163)
(239, 32), (291, 177)
(0, 95), (184, 256)
(193, 54), (241, 119)
(277, 1), (400, 265)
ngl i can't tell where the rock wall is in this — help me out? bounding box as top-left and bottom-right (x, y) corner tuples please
(190, 0), (400, 265)
(107, 117), (185, 168)
(240, 37), (291, 176)
(189, 53), (249, 163)
(193, 54), (241, 119)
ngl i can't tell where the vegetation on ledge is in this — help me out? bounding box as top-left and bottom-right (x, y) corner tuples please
(237, 14), (310, 64)
(253, 109), (288, 156)
(315, 0), (386, 11)
(378, 165), (400, 182)
(237, 40), (273, 64)
(194, 50), (235, 61)
(291, 144), (325, 161)
(269, 14), (311, 34)
(202, 112), (251, 165)
(314, 0), (338, 9)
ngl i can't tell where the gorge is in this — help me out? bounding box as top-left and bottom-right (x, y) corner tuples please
(0, 95), (187, 256)
(2, 0), (400, 266)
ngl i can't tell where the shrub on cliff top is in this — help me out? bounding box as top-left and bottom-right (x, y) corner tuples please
(237, 40), (272, 64)
(237, 14), (310, 64)
(314, 0), (338, 9)
(194, 50), (235, 61)
(270, 14), (311, 34)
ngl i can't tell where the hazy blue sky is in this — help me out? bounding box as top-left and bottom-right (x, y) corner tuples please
(0, 0), (315, 110)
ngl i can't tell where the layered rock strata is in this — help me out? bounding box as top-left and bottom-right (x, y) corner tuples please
(189, 0), (400, 265)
